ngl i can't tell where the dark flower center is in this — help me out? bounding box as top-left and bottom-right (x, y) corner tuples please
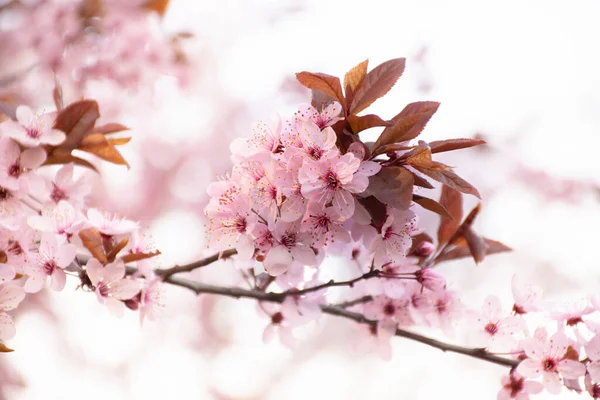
(281, 234), (296, 248)
(308, 146), (323, 160)
(7, 240), (22, 255)
(43, 261), (56, 275)
(504, 375), (524, 398)
(26, 127), (41, 139)
(383, 303), (396, 316)
(543, 358), (557, 372)
(0, 187), (10, 201)
(51, 183), (67, 203)
(271, 312), (283, 325)
(8, 163), (21, 178)
(484, 322), (499, 336)
(324, 170), (340, 190)
(97, 282), (110, 297)
(566, 316), (583, 326)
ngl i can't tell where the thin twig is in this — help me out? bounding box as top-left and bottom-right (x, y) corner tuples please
(156, 249), (238, 279)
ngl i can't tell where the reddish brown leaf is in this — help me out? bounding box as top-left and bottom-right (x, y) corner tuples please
(415, 167), (481, 199)
(94, 123), (129, 135)
(43, 149), (99, 173)
(0, 343), (13, 352)
(429, 138), (487, 154)
(371, 102), (439, 156)
(78, 0), (104, 20)
(296, 72), (344, 105)
(310, 90), (336, 111)
(412, 194), (453, 219)
(357, 196), (387, 230)
(463, 227), (486, 264)
(108, 137), (132, 146)
(343, 59), (369, 93)
(371, 143), (413, 156)
(436, 238), (511, 263)
(78, 133), (129, 167)
(121, 250), (161, 264)
(79, 228), (107, 265)
(410, 171), (435, 189)
(142, 0), (170, 16)
(365, 166), (414, 210)
(106, 238), (129, 263)
(346, 114), (392, 134)
(54, 100), (100, 150)
(400, 141), (450, 171)
(350, 58), (406, 115)
(437, 185), (463, 245)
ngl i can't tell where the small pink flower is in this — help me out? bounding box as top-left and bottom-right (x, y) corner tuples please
(353, 319), (397, 361)
(263, 221), (316, 276)
(291, 120), (338, 161)
(24, 232), (76, 293)
(299, 152), (364, 219)
(86, 258), (142, 317)
(517, 331), (586, 394)
(468, 295), (524, 351)
(0, 285), (26, 341)
(87, 208), (139, 236)
(363, 295), (414, 327)
(48, 163), (91, 208)
(28, 200), (86, 239)
(230, 117), (284, 163)
(300, 203), (350, 247)
(370, 209), (418, 266)
(497, 372), (543, 400)
(0, 137), (46, 192)
(294, 102), (343, 129)
(1, 106), (65, 147)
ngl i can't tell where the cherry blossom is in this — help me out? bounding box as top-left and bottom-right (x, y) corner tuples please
(85, 258), (142, 317)
(517, 330), (586, 394)
(294, 102), (343, 129)
(24, 232), (76, 293)
(370, 209), (418, 266)
(0, 106), (65, 147)
(47, 163), (91, 208)
(467, 295), (524, 351)
(86, 208), (139, 236)
(512, 274), (544, 315)
(497, 372), (543, 400)
(0, 285), (26, 341)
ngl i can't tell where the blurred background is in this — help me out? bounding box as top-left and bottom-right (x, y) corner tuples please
(1, 0), (600, 398)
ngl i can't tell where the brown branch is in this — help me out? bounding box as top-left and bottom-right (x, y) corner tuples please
(156, 249), (238, 279)
(161, 273), (518, 369)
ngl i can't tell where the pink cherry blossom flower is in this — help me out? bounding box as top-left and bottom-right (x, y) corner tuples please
(370, 209), (418, 266)
(353, 320), (396, 361)
(0, 137), (46, 192)
(0, 285), (26, 341)
(125, 276), (163, 325)
(517, 331), (586, 394)
(550, 299), (595, 328)
(512, 274), (543, 314)
(278, 157), (307, 222)
(48, 163), (91, 208)
(262, 221), (316, 276)
(585, 374), (600, 399)
(87, 208), (139, 236)
(467, 295), (525, 351)
(290, 120), (338, 162)
(250, 165), (281, 222)
(0, 106), (65, 147)
(86, 258), (142, 317)
(24, 232), (76, 293)
(299, 152), (364, 219)
(294, 102), (342, 129)
(0, 185), (26, 231)
(230, 117), (284, 163)
(205, 181), (257, 259)
(363, 295), (414, 327)
(0, 226), (35, 275)
(260, 299), (314, 348)
(497, 372), (543, 400)
(28, 200), (86, 239)
(419, 289), (463, 335)
(300, 203), (350, 247)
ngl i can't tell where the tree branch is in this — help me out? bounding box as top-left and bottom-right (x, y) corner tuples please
(161, 273), (518, 369)
(156, 249), (238, 279)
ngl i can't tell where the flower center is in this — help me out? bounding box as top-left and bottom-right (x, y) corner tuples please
(281, 233), (296, 248)
(8, 163), (21, 178)
(504, 375), (524, 398)
(307, 146), (323, 160)
(43, 260), (56, 275)
(26, 127), (42, 139)
(314, 214), (331, 230)
(0, 187), (10, 201)
(97, 282), (110, 298)
(271, 312), (283, 325)
(234, 216), (247, 233)
(383, 303), (396, 316)
(543, 358), (557, 372)
(323, 170), (340, 190)
(566, 316), (583, 326)
(51, 183), (67, 203)
(7, 240), (22, 255)
(484, 322), (499, 336)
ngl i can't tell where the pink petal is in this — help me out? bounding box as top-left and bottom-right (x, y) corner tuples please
(358, 161), (381, 176)
(39, 231), (58, 256)
(586, 334), (600, 361)
(588, 362), (600, 383)
(482, 295), (503, 320)
(0, 312), (15, 341)
(0, 285), (25, 311)
(42, 129), (66, 145)
(262, 324), (275, 344)
(517, 358), (541, 378)
(54, 163), (74, 187)
(51, 268), (66, 291)
(85, 258), (104, 286)
(21, 147), (46, 169)
(23, 274), (46, 293)
(332, 189), (354, 220)
(104, 298), (125, 317)
(55, 243), (77, 267)
(235, 234), (254, 260)
(0, 265), (15, 283)
(290, 245), (316, 266)
(524, 380), (543, 394)
(347, 142), (365, 160)
(109, 279), (141, 300)
(15, 106), (33, 124)
(104, 261), (125, 283)
(542, 372), (562, 395)
(263, 245), (292, 276)
(558, 359), (586, 379)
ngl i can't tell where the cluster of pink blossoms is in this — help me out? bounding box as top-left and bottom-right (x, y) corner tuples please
(205, 101), (418, 281)
(0, 104), (162, 349)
